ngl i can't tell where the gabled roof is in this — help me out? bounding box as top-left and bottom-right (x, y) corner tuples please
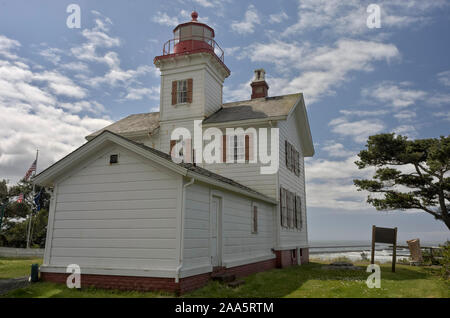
(86, 112), (160, 141)
(203, 93), (302, 125)
(84, 92), (314, 156)
(35, 130), (277, 205)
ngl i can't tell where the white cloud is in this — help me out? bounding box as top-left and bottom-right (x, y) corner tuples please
(269, 12), (289, 24)
(363, 81), (427, 108)
(339, 109), (390, 117)
(433, 111), (450, 122)
(322, 143), (354, 158)
(38, 47), (63, 65)
(223, 46), (240, 56)
(59, 61), (90, 73)
(329, 117), (385, 143)
(152, 12), (180, 27)
(59, 101), (105, 114)
(124, 86), (160, 101)
(231, 5), (260, 35)
(0, 36), (111, 183)
(241, 39), (399, 103)
(0, 35), (21, 59)
(394, 110), (416, 121)
(282, 0), (449, 37)
(393, 125), (418, 138)
(33, 71), (87, 99)
(437, 70), (450, 86)
(70, 15), (153, 96)
(428, 93), (450, 106)
(305, 155), (375, 210)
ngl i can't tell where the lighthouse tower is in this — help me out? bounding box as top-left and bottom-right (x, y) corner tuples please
(154, 11), (230, 154)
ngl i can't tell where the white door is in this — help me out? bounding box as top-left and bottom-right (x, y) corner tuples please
(211, 196), (222, 266)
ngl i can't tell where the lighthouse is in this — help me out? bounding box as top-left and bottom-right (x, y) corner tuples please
(154, 11), (230, 154)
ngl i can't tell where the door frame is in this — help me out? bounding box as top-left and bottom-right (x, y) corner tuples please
(209, 191), (223, 267)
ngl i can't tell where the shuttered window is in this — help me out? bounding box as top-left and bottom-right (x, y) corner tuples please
(295, 195), (302, 229)
(280, 187), (287, 227)
(287, 191), (295, 228)
(227, 134), (245, 163)
(294, 149), (299, 176)
(251, 204), (258, 234)
(285, 140), (301, 177)
(222, 135), (227, 163)
(245, 134), (250, 162)
(171, 79), (193, 105)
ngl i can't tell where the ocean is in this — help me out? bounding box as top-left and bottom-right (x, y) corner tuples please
(308, 240), (444, 263)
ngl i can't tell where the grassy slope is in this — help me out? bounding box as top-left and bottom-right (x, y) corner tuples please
(2, 261), (449, 298)
(0, 257), (42, 280)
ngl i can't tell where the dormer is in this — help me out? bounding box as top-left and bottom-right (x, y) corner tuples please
(154, 11), (230, 122)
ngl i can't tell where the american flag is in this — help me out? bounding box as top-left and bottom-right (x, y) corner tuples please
(17, 193), (24, 203)
(24, 159), (37, 180)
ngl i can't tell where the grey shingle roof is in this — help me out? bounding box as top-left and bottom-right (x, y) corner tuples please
(86, 93), (302, 140)
(202, 93), (302, 124)
(86, 112), (160, 140)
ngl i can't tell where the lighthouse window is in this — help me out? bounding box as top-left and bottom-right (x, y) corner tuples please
(227, 134), (245, 163)
(177, 80), (188, 103)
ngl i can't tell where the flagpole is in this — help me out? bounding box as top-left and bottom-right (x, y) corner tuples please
(26, 149), (38, 249)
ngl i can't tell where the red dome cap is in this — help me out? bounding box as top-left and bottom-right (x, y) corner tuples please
(191, 11), (198, 21)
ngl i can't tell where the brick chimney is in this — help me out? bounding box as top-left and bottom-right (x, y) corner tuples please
(250, 68), (269, 99)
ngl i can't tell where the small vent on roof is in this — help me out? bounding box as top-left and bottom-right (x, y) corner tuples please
(110, 154), (118, 164)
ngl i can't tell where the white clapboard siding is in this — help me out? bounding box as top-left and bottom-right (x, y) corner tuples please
(204, 69), (222, 116)
(182, 182), (211, 269)
(222, 193), (274, 262)
(49, 145), (182, 271)
(277, 111), (308, 248)
(161, 67), (204, 121)
(201, 124), (278, 199)
(182, 180), (275, 272)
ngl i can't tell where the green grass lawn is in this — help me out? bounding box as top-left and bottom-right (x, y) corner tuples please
(1, 260), (449, 298)
(0, 257), (42, 280)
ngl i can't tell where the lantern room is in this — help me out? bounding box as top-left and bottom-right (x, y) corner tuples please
(173, 11), (215, 54)
(155, 11), (227, 68)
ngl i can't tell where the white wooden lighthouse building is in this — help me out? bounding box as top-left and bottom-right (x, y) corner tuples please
(34, 11), (314, 293)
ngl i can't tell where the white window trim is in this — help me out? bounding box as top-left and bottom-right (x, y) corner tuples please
(177, 79), (188, 104)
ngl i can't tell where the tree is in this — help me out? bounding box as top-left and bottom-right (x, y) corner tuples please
(0, 178), (50, 247)
(354, 134), (450, 230)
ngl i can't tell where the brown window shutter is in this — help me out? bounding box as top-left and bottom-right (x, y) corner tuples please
(294, 150), (298, 176)
(288, 191), (292, 228)
(187, 78), (193, 103)
(295, 195), (302, 229)
(171, 81), (177, 105)
(252, 205), (258, 233)
(280, 187), (284, 227)
(222, 135), (227, 163)
(244, 134), (250, 162)
(285, 140), (288, 168)
(170, 140), (176, 155)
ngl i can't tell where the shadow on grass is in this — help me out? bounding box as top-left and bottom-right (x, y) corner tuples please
(184, 262), (442, 298)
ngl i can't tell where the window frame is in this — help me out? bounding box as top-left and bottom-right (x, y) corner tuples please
(177, 79), (188, 104)
(227, 134), (245, 163)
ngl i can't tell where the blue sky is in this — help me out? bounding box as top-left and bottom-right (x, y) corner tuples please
(1, 1), (449, 243)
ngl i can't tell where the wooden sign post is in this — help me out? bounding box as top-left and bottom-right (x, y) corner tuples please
(371, 225), (398, 272)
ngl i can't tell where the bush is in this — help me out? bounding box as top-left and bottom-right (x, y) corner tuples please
(439, 241), (450, 279)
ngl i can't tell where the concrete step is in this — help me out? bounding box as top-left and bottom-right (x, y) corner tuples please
(227, 280), (245, 288)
